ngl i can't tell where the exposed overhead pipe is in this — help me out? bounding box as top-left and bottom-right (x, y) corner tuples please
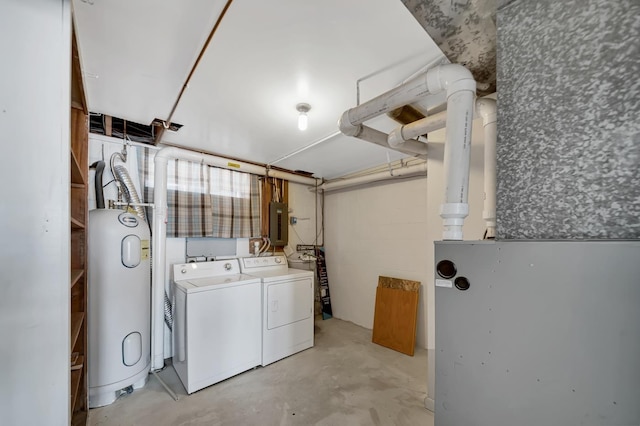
(339, 64), (476, 240)
(150, 147), (317, 370)
(388, 110), (447, 148)
(313, 162), (427, 192)
(348, 125), (427, 158)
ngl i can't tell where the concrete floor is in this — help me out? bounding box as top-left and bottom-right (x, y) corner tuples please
(89, 318), (434, 426)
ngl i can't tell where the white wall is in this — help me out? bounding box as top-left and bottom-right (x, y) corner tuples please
(0, 1), (71, 424)
(325, 176), (430, 344)
(287, 182), (323, 250)
(324, 117), (487, 351)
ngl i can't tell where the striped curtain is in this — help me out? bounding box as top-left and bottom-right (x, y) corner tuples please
(210, 167), (261, 238)
(138, 148), (261, 238)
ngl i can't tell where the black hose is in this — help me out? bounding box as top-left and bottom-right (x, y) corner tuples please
(90, 161), (106, 209)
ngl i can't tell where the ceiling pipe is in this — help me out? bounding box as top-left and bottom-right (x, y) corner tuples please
(312, 162), (427, 192)
(351, 124), (427, 158)
(339, 64), (476, 240)
(388, 110), (447, 149)
(150, 147), (317, 370)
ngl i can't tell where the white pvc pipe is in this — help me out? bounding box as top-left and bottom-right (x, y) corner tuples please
(476, 98), (497, 238)
(389, 98), (496, 237)
(338, 64), (476, 240)
(151, 147), (317, 370)
(340, 64), (474, 133)
(312, 162), (427, 192)
(440, 90), (475, 240)
(388, 110), (447, 149)
(357, 125), (427, 157)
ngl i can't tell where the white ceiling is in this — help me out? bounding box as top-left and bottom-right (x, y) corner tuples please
(73, 0), (445, 179)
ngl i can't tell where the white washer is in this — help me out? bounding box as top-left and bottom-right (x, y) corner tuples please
(240, 255), (314, 366)
(172, 259), (262, 394)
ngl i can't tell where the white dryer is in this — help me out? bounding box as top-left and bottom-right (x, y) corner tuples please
(240, 255), (315, 366)
(172, 259), (262, 394)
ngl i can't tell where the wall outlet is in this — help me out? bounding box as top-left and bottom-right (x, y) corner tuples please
(249, 238), (262, 254)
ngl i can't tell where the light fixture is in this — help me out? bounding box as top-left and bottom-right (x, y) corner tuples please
(296, 103), (311, 131)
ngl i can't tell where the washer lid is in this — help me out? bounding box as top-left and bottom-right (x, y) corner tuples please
(174, 273), (260, 293)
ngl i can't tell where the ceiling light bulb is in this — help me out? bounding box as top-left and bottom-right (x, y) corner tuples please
(296, 103), (311, 131)
(298, 112), (308, 131)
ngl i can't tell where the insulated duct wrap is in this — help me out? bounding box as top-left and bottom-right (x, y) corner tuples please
(112, 164), (146, 221)
(164, 292), (173, 332)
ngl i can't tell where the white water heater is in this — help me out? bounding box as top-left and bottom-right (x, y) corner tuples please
(88, 209), (151, 408)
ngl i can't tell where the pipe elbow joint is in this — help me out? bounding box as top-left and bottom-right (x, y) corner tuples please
(427, 64), (476, 98)
(387, 126), (406, 148)
(476, 98), (497, 126)
(338, 110), (361, 137)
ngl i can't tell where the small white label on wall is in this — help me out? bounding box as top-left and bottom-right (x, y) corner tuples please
(435, 279), (453, 288)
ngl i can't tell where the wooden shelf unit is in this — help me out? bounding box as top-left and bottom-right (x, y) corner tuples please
(69, 105), (88, 424)
(70, 269), (83, 290)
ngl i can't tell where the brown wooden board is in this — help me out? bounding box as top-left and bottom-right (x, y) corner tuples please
(372, 276), (420, 356)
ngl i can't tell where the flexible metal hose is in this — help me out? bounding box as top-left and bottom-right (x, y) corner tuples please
(112, 164), (146, 221)
(164, 292), (173, 331)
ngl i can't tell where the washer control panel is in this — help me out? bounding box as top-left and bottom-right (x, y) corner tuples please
(173, 258), (240, 280)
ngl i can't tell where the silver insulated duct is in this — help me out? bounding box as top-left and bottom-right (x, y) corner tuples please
(110, 147), (173, 332)
(109, 146), (145, 221)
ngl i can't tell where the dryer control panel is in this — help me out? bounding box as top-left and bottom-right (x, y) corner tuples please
(241, 255), (287, 272)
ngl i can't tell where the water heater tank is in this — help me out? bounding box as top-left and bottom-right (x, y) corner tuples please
(88, 209), (151, 407)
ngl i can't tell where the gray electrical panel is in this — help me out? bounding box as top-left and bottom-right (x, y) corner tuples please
(269, 202), (288, 246)
(434, 240), (640, 426)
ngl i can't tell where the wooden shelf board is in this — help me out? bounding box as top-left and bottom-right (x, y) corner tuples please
(70, 269), (83, 289)
(70, 150), (85, 185)
(71, 183), (85, 189)
(70, 312), (84, 352)
(70, 216), (85, 230)
(71, 355), (84, 371)
(70, 369), (82, 415)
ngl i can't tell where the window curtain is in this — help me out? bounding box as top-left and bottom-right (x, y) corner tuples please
(137, 148), (261, 238)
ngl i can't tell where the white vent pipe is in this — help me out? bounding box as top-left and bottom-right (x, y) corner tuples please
(314, 162), (427, 192)
(387, 98), (497, 236)
(476, 98), (497, 238)
(339, 64), (476, 240)
(151, 147), (316, 370)
(388, 110), (447, 148)
(351, 125), (428, 158)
